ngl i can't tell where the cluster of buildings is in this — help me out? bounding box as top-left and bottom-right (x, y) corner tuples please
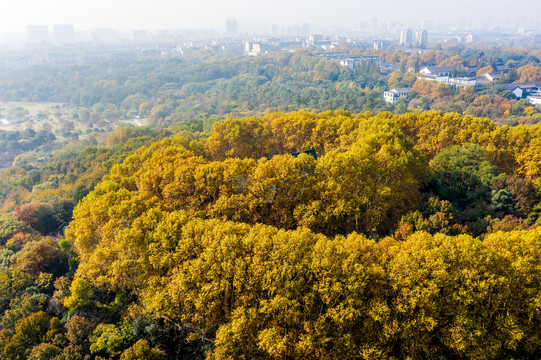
(399, 29), (428, 48)
(224, 19), (311, 39)
(338, 55), (382, 71)
(3, 49), (145, 70)
(314, 53), (382, 71)
(26, 24), (76, 46)
(2, 38), (244, 69)
(272, 23), (311, 38)
(417, 64), (511, 88)
(501, 82), (541, 105)
(384, 65), (541, 106)
(21, 24), (224, 47)
(244, 41), (277, 56)
(7, 21), (541, 111)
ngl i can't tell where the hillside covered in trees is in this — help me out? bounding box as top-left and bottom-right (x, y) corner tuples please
(0, 52), (386, 122)
(0, 110), (540, 359)
(1, 49), (540, 135)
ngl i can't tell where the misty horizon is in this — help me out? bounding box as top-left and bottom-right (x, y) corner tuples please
(1, 0), (540, 37)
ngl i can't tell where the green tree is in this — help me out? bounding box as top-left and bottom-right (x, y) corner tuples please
(491, 189), (514, 214)
(89, 324), (129, 358)
(430, 144), (498, 208)
(63, 278), (94, 310)
(120, 340), (165, 360)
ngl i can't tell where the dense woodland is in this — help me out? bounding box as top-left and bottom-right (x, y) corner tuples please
(0, 110), (540, 359)
(0, 52), (384, 120)
(0, 46), (540, 359)
(0, 48), (540, 132)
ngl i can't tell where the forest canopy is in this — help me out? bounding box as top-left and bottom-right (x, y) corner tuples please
(42, 110), (541, 359)
(1, 40), (541, 359)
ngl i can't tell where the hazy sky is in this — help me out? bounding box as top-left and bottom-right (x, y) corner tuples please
(1, 0), (540, 34)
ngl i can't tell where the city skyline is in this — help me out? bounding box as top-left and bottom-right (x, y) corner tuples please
(0, 0), (540, 37)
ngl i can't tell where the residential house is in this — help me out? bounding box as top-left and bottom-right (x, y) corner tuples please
(420, 66), (454, 76)
(494, 64), (510, 73)
(484, 72), (503, 82)
(384, 87), (412, 104)
(339, 55), (381, 71)
(500, 82), (541, 99)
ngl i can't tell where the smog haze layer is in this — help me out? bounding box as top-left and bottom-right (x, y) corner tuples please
(1, 0), (540, 34)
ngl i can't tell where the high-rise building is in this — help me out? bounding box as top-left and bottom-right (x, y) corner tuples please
(226, 19), (238, 35)
(373, 40), (391, 50)
(400, 28), (413, 47)
(52, 24), (75, 45)
(415, 29), (428, 48)
(26, 25), (51, 44)
(370, 18), (378, 32)
(299, 23), (310, 37)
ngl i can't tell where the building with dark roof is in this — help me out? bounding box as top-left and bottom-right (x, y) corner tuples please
(384, 87), (412, 104)
(500, 82), (541, 98)
(420, 66), (455, 76)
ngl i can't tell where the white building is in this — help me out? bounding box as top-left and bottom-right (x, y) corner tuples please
(384, 87), (412, 104)
(449, 77), (477, 87)
(415, 30), (428, 48)
(373, 40), (391, 50)
(52, 24), (75, 45)
(245, 42), (275, 56)
(339, 56), (381, 71)
(419, 72), (476, 87)
(420, 66), (454, 76)
(418, 74), (450, 84)
(501, 82), (541, 99)
(400, 28), (413, 46)
(26, 25), (51, 44)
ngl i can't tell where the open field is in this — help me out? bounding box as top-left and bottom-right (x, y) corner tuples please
(0, 101), (68, 132)
(0, 101), (138, 139)
(0, 101), (65, 116)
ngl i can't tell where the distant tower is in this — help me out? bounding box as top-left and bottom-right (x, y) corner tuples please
(400, 28), (413, 47)
(415, 29), (428, 48)
(370, 17), (378, 32)
(300, 23), (310, 37)
(26, 25), (51, 44)
(52, 24), (75, 45)
(226, 19), (238, 35)
(359, 21), (368, 31)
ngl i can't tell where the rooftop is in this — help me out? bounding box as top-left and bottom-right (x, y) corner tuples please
(500, 81), (541, 90)
(388, 87), (412, 93)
